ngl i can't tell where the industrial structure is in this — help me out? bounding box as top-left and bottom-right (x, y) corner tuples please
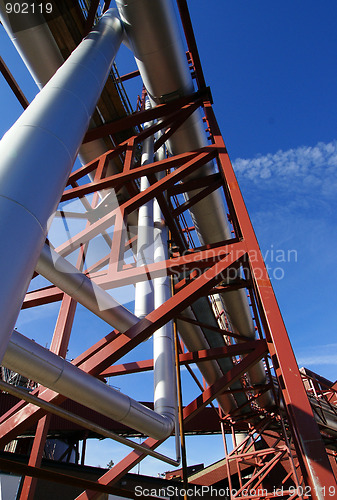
(0, 1), (336, 499)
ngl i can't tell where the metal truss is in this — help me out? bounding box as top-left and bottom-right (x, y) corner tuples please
(0, 89), (335, 499)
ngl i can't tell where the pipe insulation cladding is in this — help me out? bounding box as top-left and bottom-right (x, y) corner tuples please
(0, 0), (133, 201)
(36, 245), (139, 333)
(134, 99), (155, 318)
(2, 331), (174, 440)
(0, 9), (124, 362)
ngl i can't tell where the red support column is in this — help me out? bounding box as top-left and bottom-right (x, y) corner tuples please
(19, 415), (51, 500)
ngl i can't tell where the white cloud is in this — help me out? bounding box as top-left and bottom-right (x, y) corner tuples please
(233, 140), (337, 199)
(296, 343), (337, 368)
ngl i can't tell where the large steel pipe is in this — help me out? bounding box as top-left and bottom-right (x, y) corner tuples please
(0, 9), (123, 362)
(2, 331), (174, 440)
(0, 1), (133, 209)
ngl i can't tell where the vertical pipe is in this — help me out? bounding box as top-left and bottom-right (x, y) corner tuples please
(134, 99), (154, 318)
(0, 9), (123, 362)
(153, 142), (177, 424)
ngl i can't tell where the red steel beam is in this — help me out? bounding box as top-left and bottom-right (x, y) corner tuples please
(117, 69), (140, 82)
(82, 89), (208, 143)
(22, 286), (64, 308)
(0, 55), (29, 109)
(100, 340), (264, 377)
(175, 0), (207, 90)
(19, 415), (52, 500)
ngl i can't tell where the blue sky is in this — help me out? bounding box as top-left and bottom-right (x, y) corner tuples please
(1, 0), (337, 475)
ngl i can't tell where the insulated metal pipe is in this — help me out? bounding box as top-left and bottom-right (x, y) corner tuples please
(0, 1), (134, 210)
(0, 8), (123, 362)
(153, 146), (177, 422)
(134, 99), (154, 318)
(36, 245), (139, 333)
(2, 331), (174, 440)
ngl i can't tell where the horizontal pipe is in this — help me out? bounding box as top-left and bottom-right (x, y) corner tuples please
(2, 331), (174, 440)
(0, 379), (179, 465)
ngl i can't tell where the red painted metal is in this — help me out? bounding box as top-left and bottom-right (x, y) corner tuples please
(1, 91), (335, 496)
(19, 415), (52, 500)
(0, 55), (29, 109)
(175, 0), (207, 90)
(83, 0), (100, 37)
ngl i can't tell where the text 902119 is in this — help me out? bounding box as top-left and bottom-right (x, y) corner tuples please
(5, 3), (53, 15)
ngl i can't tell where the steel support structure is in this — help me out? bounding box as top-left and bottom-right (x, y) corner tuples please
(0, 2), (336, 500)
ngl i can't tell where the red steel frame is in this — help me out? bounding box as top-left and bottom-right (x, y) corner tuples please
(1, 1), (337, 499)
(0, 92), (335, 499)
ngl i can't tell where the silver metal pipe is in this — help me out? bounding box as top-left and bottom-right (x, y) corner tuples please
(2, 331), (174, 440)
(0, 1), (134, 210)
(134, 99), (154, 318)
(0, 9), (123, 362)
(36, 245), (139, 333)
(0, 379), (179, 466)
(153, 164), (177, 423)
